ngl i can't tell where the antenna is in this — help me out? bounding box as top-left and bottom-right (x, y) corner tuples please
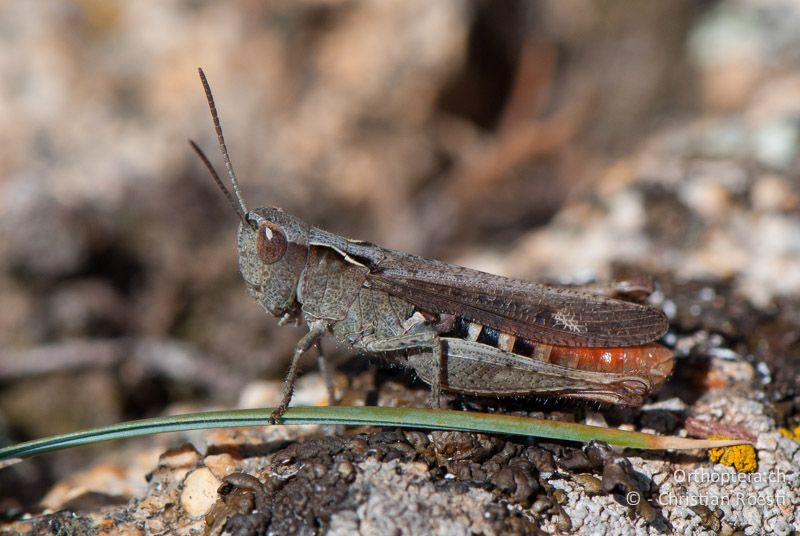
(188, 140), (248, 226)
(195, 67), (253, 227)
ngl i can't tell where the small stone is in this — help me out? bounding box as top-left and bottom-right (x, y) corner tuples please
(703, 358), (755, 390)
(180, 467), (221, 517)
(641, 397), (689, 412)
(681, 179), (733, 220)
(336, 460), (355, 480)
(741, 506), (762, 529)
(238, 380), (282, 407)
(755, 433), (778, 452)
(753, 119), (800, 170)
(531, 497), (553, 514)
(158, 443), (201, 469)
(573, 474), (603, 495)
(650, 470), (670, 486)
(767, 517), (794, 536)
(406, 461), (430, 476)
(583, 411), (608, 428)
(751, 175), (796, 212)
(39, 461), (150, 511)
(348, 438), (369, 455)
(558, 450), (592, 472)
(584, 441), (614, 468)
(204, 453), (240, 481)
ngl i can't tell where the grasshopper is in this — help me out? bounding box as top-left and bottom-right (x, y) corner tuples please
(190, 69), (673, 423)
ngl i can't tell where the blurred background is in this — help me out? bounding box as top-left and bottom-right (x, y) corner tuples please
(2, 0), (800, 509)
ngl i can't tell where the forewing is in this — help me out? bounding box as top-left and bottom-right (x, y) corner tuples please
(366, 250), (668, 347)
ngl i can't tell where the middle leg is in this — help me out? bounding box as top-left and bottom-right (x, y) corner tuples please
(361, 329), (448, 408)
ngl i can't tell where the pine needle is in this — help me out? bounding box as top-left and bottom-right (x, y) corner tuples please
(0, 406), (751, 467)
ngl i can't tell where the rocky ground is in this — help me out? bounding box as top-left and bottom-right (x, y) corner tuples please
(1, 1), (800, 534)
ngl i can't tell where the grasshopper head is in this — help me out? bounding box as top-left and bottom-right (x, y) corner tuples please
(237, 207), (309, 317)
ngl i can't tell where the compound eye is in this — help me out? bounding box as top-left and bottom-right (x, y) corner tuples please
(255, 222), (287, 264)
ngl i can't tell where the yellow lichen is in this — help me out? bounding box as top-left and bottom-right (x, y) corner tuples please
(707, 435), (757, 473)
(778, 426), (800, 441)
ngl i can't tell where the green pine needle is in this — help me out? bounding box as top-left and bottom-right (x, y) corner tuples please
(0, 406), (750, 467)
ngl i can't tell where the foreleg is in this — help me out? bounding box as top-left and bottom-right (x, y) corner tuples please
(270, 321), (327, 423)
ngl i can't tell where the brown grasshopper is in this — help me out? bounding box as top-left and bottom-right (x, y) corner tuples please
(190, 69), (673, 423)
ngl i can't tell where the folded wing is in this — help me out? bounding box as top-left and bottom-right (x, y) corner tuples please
(366, 250), (668, 347)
